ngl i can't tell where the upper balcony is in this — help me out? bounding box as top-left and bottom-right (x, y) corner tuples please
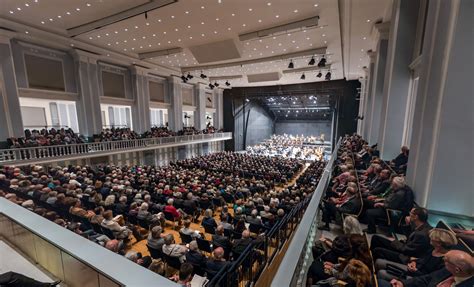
(0, 132), (232, 166)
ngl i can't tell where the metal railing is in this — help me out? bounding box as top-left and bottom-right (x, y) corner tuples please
(271, 138), (342, 287)
(0, 132), (232, 165)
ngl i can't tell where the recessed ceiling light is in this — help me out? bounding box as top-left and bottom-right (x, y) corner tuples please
(134, 26), (138, 29)
(189, 36), (193, 39)
(17, 7), (22, 11)
(171, 15), (175, 19)
(185, 11), (189, 14)
(366, 19), (371, 22)
(361, 49), (364, 52)
(123, 40), (127, 42)
(25, 31), (29, 34)
(267, 2), (272, 6)
(88, 36), (93, 40)
(76, 8), (80, 11)
(242, 24), (246, 27)
(324, 40), (327, 44)
(97, 35), (101, 38)
(322, 34), (326, 37)
(278, 43), (282, 46)
(249, 8), (253, 11)
(40, 21), (45, 24)
(146, 22), (150, 26)
(201, 6), (205, 9)
(214, 31), (218, 34)
(275, 15), (279, 18)
(49, 18), (53, 21)
(163, 31), (166, 34)
(201, 33), (205, 37)
(232, 13), (235, 16)
(57, 15), (61, 18)
(294, 9), (298, 13)
(314, 4), (319, 7)
(158, 19), (162, 22)
(25, 3), (29, 6)
(86, 3), (91, 7)
(107, 43), (111, 46)
(363, 37), (367, 40)
(227, 27), (231, 30)
(201, 22), (204, 25)
(175, 28), (179, 31)
(9, 11), (14, 14)
(216, 18), (219, 21)
(258, 19), (262, 23)
(114, 31), (118, 34)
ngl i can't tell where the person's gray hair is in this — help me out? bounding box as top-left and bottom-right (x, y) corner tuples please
(125, 250), (138, 262)
(343, 215), (363, 235)
(167, 198), (174, 205)
(189, 240), (198, 251)
(392, 176), (406, 188)
(164, 234), (174, 245)
(251, 209), (258, 217)
(119, 196), (127, 203)
(140, 202), (149, 210)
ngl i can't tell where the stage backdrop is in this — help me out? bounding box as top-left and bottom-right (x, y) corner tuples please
(274, 120), (331, 138)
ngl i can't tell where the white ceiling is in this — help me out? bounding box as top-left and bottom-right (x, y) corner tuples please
(0, 0), (392, 87)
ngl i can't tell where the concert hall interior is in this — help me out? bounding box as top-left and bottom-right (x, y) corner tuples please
(0, 1), (472, 287)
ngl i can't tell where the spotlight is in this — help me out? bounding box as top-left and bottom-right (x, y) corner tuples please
(200, 71), (207, 79)
(325, 71), (331, 80)
(318, 57), (326, 67)
(209, 83), (215, 89)
(288, 60), (294, 69)
(214, 82), (219, 87)
(300, 73), (306, 80)
(245, 98), (250, 102)
(316, 71), (322, 78)
(186, 73), (193, 80)
(308, 57), (315, 65)
(225, 81), (231, 86)
(180, 75), (188, 83)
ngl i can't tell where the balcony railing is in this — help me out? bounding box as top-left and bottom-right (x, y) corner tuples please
(0, 132), (232, 165)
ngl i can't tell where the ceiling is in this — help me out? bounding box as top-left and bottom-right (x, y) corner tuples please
(0, 0), (392, 87)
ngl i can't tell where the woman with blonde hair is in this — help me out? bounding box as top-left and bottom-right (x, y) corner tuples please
(376, 228), (458, 281)
(343, 259), (372, 287)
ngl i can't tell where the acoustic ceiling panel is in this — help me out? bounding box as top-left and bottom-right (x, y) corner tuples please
(189, 39), (241, 64)
(247, 72), (281, 83)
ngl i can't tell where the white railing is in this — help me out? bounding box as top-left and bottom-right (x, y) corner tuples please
(0, 132), (232, 165)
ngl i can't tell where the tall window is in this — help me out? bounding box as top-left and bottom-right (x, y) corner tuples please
(100, 104), (132, 129)
(19, 98), (78, 131)
(150, 108), (168, 127)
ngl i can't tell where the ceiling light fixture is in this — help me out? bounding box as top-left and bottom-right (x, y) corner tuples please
(300, 73), (306, 80)
(316, 71), (322, 78)
(325, 71), (331, 80)
(225, 81), (231, 86)
(209, 83), (215, 89)
(200, 71), (207, 79)
(214, 82), (220, 87)
(288, 60), (294, 69)
(186, 73), (193, 80)
(308, 56), (315, 65)
(317, 57), (326, 67)
(181, 75), (188, 83)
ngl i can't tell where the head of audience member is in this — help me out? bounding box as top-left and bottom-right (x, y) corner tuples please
(151, 226), (162, 239)
(242, 230), (250, 239)
(391, 176), (406, 190)
(148, 260), (165, 276)
(401, 146), (409, 155)
(183, 219), (191, 229)
(345, 259), (372, 287)
(429, 228), (458, 252)
(105, 239), (120, 253)
(178, 263), (194, 284)
(408, 207), (428, 228)
(343, 215), (362, 235)
(164, 234), (175, 246)
(379, 169), (391, 180)
(213, 247), (225, 261)
(189, 240), (199, 252)
(125, 250), (139, 262)
(443, 250), (474, 278)
(204, 209), (213, 219)
(216, 225), (224, 236)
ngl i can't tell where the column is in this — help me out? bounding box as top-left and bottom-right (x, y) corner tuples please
(377, 0), (420, 159)
(214, 88), (224, 130)
(194, 82), (206, 130)
(406, 0), (473, 217)
(168, 76), (183, 132)
(0, 35), (24, 139)
(362, 51), (376, 141)
(131, 67), (151, 133)
(367, 22), (390, 146)
(73, 50), (103, 136)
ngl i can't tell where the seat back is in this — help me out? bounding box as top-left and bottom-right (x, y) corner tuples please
(137, 218), (150, 230)
(164, 211), (175, 221)
(101, 226), (116, 239)
(147, 244), (164, 260)
(163, 254), (182, 270)
(202, 223), (216, 235)
(197, 238), (213, 253)
(180, 232), (193, 244)
(128, 214), (138, 225)
(249, 223), (262, 234)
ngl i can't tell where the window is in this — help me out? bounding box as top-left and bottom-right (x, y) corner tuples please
(101, 104), (132, 129)
(150, 108), (168, 127)
(24, 54), (65, 91)
(20, 98), (78, 131)
(102, 71), (125, 98)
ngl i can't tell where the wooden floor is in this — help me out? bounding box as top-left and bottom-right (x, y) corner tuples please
(127, 163), (311, 275)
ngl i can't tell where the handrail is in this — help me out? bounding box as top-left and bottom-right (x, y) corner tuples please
(0, 132), (232, 165)
(0, 197), (178, 287)
(271, 137), (342, 287)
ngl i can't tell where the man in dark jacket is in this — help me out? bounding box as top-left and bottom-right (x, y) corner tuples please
(371, 207), (432, 264)
(364, 176), (414, 234)
(212, 225), (232, 254)
(379, 250), (474, 287)
(319, 186), (362, 231)
(185, 241), (207, 269)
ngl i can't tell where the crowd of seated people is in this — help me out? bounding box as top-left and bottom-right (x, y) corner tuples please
(142, 126), (177, 138)
(7, 128), (86, 148)
(246, 134), (326, 161)
(94, 127), (140, 142)
(176, 151), (303, 184)
(0, 150), (323, 283)
(308, 134), (473, 287)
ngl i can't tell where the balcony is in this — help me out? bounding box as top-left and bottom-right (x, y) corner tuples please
(0, 132), (232, 166)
